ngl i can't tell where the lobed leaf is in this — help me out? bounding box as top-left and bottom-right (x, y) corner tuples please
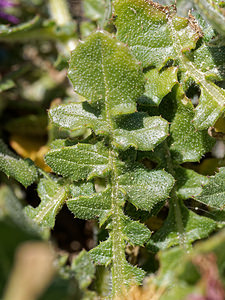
(147, 199), (216, 251)
(122, 216), (151, 245)
(113, 113), (169, 151)
(160, 85), (215, 163)
(45, 142), (110, 181)
(122, 262), (146, 285)
(175, 166), (209, 199)
(24, 176), (68, 228)
(195, 167), (225, 209)
(71, 250), (95, 289)
(119, 165), (175, 211)
(0, 139), (38, 187)
(89, 238), (112, 266)
(68, 31), (145, 116)
(139, 67), (178, 106)
(49, 102), (109, 135)
(67, 186), (112, 226)
(193, 83), (225, 130)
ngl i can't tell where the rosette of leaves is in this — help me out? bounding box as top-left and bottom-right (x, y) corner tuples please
(42, 30), (175, 296)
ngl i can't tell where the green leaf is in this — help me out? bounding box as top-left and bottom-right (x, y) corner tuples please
(193, 82), (225, 130)
(122, 262), (145, 285)
(115, 0), (225, 129)
(89, 238), (112, 266)
(188, 44), (225, 81)
(195, 167), (225, 209)
(122, 216), (151, 245)
(119, 165), (175, 211)
(49, 102), (109, 135)
(160, 85), (215, 163)
(147, 199), (216, 251)
(113, 113), (169, 151)
(139, 67), (178, 106)
(71, 250), (95, 289)
(45, 142), (110, 181)
(69, 181), (95, 197)
(24, 176), (68, 228)
(115, 0), (199, 68)
(175, 166), (209, 199)
(0, 139), (38, 187)
(68, 31), (144, 116)
(67, 186), (112, 226)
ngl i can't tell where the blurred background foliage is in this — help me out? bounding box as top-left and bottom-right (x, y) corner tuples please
(0, 0), (225, 299)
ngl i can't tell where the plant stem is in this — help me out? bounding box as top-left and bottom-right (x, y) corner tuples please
(48, 0), (77, 53)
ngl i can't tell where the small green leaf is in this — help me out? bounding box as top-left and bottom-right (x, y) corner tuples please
(24, 176), (68, 228)
(45, 142), (110, 181)
(68, 31), (144, 116)
(175, 166), (209, 199)
(89, 238), (112, 266)
(195, 167), (225, 209)
(123, 262), (146, 285)
(71, 250), (95, 289)
(139, 67), (178, 106)
(193, 83), (225, 130)
(160, 85), (215, 163)
(113, 113), (169, 151)
(0, 139), (38, 187)
(119, 165), (175, 211)
(122, 216), (151, 245)
(67, 186), (112, 226)
(148, 200), (216, 251)
(49, 103), (109, 135)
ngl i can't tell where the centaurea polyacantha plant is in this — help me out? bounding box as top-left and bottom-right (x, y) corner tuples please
(1, 0), (225, 298)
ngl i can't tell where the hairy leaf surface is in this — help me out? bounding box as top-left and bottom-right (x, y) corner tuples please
(195, 167), (225, 209)
(119, 166), (175, 211)
(115, 0), (225, 129)
(160, 85), (215, 163)
(68, 31), (144, 116)
(67, 186), (112, 226)
(113, 113), (169, 151)
(45, 142), (109, 181)
(25, 176), (68, 228)
(175, 166), (209, 199)
(139, 67), (178, 106)
(49, 103), (108, 135)
(0, 139), (38, 187)
(148, 199), (216, 251)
